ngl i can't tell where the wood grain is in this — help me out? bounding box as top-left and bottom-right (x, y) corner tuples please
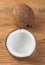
(0, 0), (45, 65)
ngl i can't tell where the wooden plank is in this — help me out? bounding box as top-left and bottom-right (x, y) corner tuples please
(0, 0), (45, 65)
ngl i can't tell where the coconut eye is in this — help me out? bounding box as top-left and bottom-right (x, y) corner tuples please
(27, 24), (29, 27)
(26, 24), (32, 28)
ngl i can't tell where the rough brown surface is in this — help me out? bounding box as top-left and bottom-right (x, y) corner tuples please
(13, 4), (34, 28)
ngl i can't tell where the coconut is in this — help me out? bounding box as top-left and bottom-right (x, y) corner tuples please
(13, 3), (34, 28)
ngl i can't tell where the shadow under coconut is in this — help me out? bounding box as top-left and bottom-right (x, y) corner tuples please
(9, 40), (38, 63)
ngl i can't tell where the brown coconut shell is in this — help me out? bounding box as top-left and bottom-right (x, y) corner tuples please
(13, 3), (34, 29)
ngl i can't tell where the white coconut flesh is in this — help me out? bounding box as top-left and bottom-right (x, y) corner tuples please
(6, 29), (36, 57)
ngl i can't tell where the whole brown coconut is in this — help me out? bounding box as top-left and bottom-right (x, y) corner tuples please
(13, 3), (34, 28)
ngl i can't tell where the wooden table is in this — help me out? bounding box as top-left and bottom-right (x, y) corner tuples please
(0, 0), (45, 65)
